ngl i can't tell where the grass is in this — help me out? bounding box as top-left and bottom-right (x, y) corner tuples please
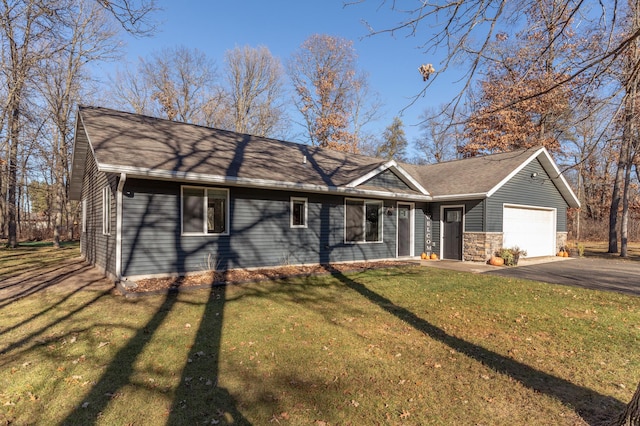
(0, 241), (80, 279)
(1, 250), (639, 425)
(577, 241), (640, 261)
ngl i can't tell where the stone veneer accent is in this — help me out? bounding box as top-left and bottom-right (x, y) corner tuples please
(556, 232), (568, 253)
(463, 232), (503, 262)
(464, 231), (568, 261)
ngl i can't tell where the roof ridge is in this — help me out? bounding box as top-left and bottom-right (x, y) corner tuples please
(419, 146), (541, 167)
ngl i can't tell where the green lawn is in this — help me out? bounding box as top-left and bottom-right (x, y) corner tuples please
(1, 259), (638, 425)
(0, 241), (80, 279)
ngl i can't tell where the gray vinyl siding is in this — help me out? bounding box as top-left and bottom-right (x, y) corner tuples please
(425, 200), (483, 255)
(428, 199), (483, 229)
(486, 159), (568, 232)
(121, 180), (398, 277)
(80, 151), (117, 276)
(414, 203), (429, 254)
(360, 169), (414, 192)
(463, 200), (484, 232)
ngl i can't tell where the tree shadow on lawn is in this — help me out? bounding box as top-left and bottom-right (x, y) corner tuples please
(329, 268), (625, 426)
(60, 285), (249, 425)
(166, 284), (250, 425)
(0, 260), (97, 308)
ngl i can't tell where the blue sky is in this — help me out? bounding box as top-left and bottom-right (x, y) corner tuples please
(107, 1), (463, 152)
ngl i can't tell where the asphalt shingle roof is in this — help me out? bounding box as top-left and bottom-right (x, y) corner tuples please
(78, 106), (386, 188)
(400, 148), (541, 197)
(71, 106), (579, 208)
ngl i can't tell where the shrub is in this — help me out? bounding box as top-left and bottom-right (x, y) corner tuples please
(496, 246), (527, 266)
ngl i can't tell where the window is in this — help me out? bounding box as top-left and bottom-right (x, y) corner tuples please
(291, 197), (307, 228)
(102, 187), (111, 235)
(182, 186), (228, 235)
(446, 209), (462, 223)
(82, 199), (87, 233)
(345, 199), (382, 243)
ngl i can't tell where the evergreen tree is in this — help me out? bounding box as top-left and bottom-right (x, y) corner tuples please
(376, 117), (408, 161)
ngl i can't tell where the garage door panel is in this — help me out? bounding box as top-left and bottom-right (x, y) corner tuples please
(503, 206), (555, 257)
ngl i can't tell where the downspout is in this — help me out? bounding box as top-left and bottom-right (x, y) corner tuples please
(115, 173), (126, 281)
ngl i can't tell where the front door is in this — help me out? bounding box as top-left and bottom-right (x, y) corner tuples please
(397, 203), (412, 257)
(443, 207), (463, 260)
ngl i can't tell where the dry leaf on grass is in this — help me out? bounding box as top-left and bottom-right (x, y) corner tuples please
(131, 261), (416, 293)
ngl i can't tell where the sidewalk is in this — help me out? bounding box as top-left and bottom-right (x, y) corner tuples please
(420, 256), (572, 273)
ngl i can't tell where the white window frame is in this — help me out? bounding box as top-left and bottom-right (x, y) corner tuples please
(82, 199), (87, 233)
(344, 198), (383, 244)
(181, 186), (230, 236)
(102, 187), (111, 236)
(290, 197), (308, 228)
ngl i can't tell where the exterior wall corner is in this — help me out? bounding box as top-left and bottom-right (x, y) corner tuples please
(556, 232), (568, 252)
(463, 232), (503, 262)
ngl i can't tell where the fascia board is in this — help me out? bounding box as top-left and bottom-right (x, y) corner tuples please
(68, 110), (90, 201)
(537, 149), (581, 208)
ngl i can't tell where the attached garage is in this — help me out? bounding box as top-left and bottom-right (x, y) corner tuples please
(502, 205), (556, 257)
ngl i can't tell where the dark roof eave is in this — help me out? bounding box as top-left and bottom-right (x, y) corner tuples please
(68, 110), (89, 201)
(100, 164), (432, 201)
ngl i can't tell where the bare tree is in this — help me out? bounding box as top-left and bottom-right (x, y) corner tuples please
(350, 70), (383, 150)
(95, 0), (158, 35)
(1, 0), (155, 246)
(110, 46), (219, 125)
(109, 65), (153, 115)
(39, 1), (119, 247)
(224, 45), (287, 137)
(143, 46), (218, 123)
(414, 106), (459, 164)
(612, 0), (640, 258)
(0, 0), (67, 247)
(288, 34), (378, 153)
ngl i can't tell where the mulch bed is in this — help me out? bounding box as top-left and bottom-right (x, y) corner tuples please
(127, 260), (418, 294)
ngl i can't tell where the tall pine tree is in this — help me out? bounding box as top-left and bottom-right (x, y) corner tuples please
(376, 117), (408, 161)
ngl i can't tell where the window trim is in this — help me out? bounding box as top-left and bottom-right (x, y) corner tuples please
(290, 197), (308, 228)
(102, 187), (111, 236)
(181, 185), (230, 236)
(344, 198), (383, 244)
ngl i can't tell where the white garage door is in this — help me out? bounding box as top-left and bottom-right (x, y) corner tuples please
(503, 206), (556, 258)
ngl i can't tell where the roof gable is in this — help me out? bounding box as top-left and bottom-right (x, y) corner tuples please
(401, 147), (580, 208)
(347, 160), (429, 195)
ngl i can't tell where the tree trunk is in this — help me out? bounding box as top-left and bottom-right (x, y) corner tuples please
(0, 158), (5, 238)
(7, 107), (19, 248)
(52, 132), (62, 248)
(608, 147), (624, 253)
(616, 381), (640, 426)
(620, 154), (632, 257)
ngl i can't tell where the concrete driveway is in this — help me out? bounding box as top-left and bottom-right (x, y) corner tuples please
(485, 257), (640, 297)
